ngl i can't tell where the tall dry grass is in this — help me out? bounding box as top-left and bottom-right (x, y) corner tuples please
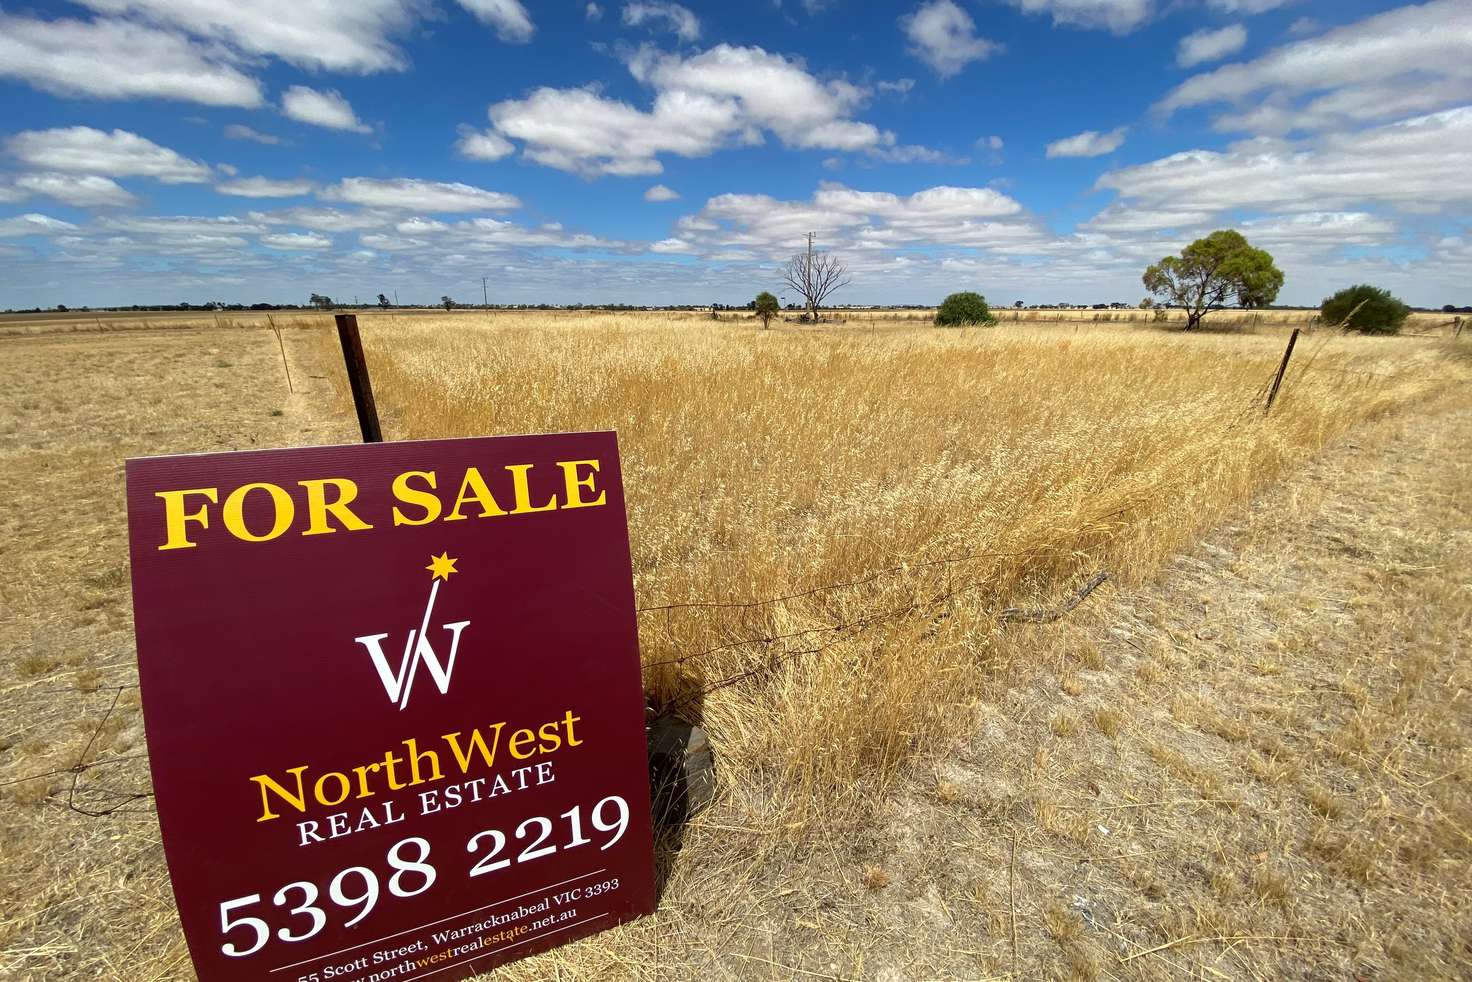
(320, 311), (1465, 821)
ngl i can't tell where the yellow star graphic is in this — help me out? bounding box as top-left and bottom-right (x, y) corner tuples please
(426, 552), (459, 582)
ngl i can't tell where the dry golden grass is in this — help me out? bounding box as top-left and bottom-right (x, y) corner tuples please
(322, 312), (1459, 807)
(1, 309), (1469, 980)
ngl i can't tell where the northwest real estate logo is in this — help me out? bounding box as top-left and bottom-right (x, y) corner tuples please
(126, 433), (657, 982)
(357, 551), (470, 712)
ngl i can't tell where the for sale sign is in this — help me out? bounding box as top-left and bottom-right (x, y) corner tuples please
(126, 432), (656, 982)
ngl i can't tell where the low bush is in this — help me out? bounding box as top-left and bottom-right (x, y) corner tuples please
(1321, 284), (1410, 334)
(935, 292), (995, 327)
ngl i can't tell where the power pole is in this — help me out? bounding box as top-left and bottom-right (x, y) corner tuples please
(482, 276), (488, 308)
(806, 231), (815, 321)
(393, 290), (399, 306)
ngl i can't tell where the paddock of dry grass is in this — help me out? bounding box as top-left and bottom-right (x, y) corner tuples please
(327, 312), (1460, 798)
(1, 310), (1469, 979)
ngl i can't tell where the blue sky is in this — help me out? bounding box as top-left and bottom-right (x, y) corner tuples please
(1, 0), (1468, 308)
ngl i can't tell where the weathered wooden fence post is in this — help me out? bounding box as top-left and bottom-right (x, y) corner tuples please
(1264, 327), (1300, 416)
(268, 315), (294, 393)
(334, 313), (382, 442)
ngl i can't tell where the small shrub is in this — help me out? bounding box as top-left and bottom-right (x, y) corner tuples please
(935, 291), (996, 327)
(1321, 284), (1410, 334)
(753, 291), (779, 329)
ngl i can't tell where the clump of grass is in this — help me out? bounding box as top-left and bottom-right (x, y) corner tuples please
(1042, 901), (1084, 942)
(1308, 785), (1343, 819)
(1137, 659), (1165, 683)
(73, 667), (104, 693)
(16, 650), (59, 677)
(1049, 711), (1080, 737)
(1093, 705), (1123, 737)
(1076, 641), (1106, 670)
(1251, 865), (1292, 903)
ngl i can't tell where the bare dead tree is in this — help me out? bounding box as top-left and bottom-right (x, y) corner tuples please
(782, 233), (851, 322)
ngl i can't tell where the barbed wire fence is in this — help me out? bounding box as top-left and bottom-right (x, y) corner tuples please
(4, 556), (1117, 817)
(0, 682), (154, 816)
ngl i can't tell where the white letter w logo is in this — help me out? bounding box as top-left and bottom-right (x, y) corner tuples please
(355, 569), (470, 710)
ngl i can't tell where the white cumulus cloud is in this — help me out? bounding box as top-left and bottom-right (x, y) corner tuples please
(1096, 107), (1472, 219)
(1237, 211), (1398, 248)
(0, 12), (263, 106)
(456, 0), (535, 43)
(281, 86), (373, 134)
(73, 0), (422, 72)
(1177, 24), (1246, 68)
(490, 86), (737, 176)
(224, 124), (282, 145)
(622, 2), (700, 42)
(248, 207), (394, 232)
(13, 173), (137, 207)
(1046, 127), (1127, 158)
(1158, 0), (1472, 134)
(1206, 0), (1287, 12)
(216, 177), (315, 198)
(1005, 0), (1154, 34)
(645, 184), (680, 201)
(455, 126), (516, 161)
(321, 178), (521, 212)
(7, 127), (212, 182)
(103, 215), (264, 233)
(902, 1), (1000, 78)
(483, 44), (891, 176)
(0, 213), (81, 236)
(668, 182), (1039, 259)
(261, 232), (332, 250)
(634, 45), (882, 151)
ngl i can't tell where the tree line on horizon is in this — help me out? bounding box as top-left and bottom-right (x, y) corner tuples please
(14, 230), (1467, 329)
(743, 230), (1456, 335)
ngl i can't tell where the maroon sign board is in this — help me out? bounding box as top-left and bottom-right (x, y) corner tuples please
(126, 432), (656, 981)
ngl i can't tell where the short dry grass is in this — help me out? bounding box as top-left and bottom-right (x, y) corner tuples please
(1, 310), (1468, 979)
